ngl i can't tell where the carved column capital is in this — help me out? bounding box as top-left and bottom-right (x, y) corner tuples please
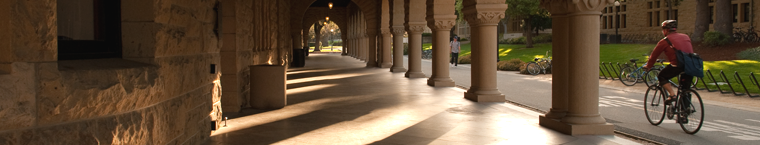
(406, 22), (427, 34)
(462, 3), (507, 26)
(391, 26), (406, 35)
(426, 15), (457, 31)
(380, 28), (391, 36)
(540, 0), (612, 15)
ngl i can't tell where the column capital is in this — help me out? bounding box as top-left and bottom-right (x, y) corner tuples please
(426, 15), (457, 30)
(380, 28), (391, 36)
(462, 4), (507, 26)
(391, 26), (405, 35)
(406, 22), (427, 34)
(540, 0), (611, 15)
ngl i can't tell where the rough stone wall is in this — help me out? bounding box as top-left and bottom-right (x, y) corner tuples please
(0, 0), (223, 144)
(220, 0), (293, 112)
(600, 0), (758, 42)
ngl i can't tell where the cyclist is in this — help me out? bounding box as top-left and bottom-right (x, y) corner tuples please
(644, 20), (695, 123)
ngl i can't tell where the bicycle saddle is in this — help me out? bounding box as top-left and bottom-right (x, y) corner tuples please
(629, 58), (639, 63)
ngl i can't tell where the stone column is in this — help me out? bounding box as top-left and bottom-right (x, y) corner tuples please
(539, 3), (569, 120)
(462, 2), (506, 102)
(380, 28), (393, 68)
(389, 0), (406, 72)
(390, 27), (407, 72)
(366, 31), (378, 67)
(539, 0), (614, 135)
(425, 16), (456, 87)
(405, 23), (426, 78)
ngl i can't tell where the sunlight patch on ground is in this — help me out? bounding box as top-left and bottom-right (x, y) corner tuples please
(286, 68), (341, 75)
(287, 72), (373, 84)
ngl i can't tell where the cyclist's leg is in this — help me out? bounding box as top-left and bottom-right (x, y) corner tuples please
(679, 74), (694, 110)
(658, 65), (681, 99)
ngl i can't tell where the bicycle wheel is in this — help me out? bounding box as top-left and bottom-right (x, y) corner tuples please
(527, 62), (541, 75)
(733, 33), (743, 42)
(678, 90), (704, 134)
(644, 69), (660, 87)
(539, 61), (551, 74)
(746, 33), (758, 42)
(645, 86), (666, 125)
(619, 67), (637, 86)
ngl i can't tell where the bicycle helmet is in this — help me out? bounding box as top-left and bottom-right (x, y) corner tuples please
(661, 20), (677, 31)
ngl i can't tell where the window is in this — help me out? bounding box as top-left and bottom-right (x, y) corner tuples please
(648, 12), (653, 27)
(710, 6), (714, 24)
(648, 2), (653, 9)
(674, 10), (678, 21)
(616, 6), (620, 12)
(603, 7), (607, 13)
(655, 1), (660, 8)
(603, 16), (608, 29)
(622, 14), (627, 28)
(609, 16), (614, 29)
(623, 5), (627, 12)
(743, 3), (750, 22)
(57, 0), (122, 60)
(666, 11), (670, 19)
(733, 4), (738, 22)
(655, 11), (660, 27)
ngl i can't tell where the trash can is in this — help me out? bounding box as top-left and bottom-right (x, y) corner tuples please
(250, 65), (286, 109)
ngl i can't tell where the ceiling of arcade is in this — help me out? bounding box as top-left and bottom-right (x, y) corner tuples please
(291, 0), (379, 34)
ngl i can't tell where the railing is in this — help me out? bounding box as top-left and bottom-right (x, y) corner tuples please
(599, 63), (759, 98)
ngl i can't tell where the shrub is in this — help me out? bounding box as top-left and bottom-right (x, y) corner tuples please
(519, 64), (530, 74)
(459, 38), (469, 41)
(458, 54), (472, 64)
(534, 34), (553, 43)
(497, 58), (525, 71)
(421, 33), (433, 37)
(703, 31), (730, 46)
(403, 43), (409, 55)
(737, 47), (760, 60)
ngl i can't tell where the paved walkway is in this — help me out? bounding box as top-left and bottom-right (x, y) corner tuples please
(206, 54), (640, 145)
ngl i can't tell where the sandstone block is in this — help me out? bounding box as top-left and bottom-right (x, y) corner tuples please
(249, 65), (286, 109)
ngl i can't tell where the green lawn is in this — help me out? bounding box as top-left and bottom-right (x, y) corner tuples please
(421, 42), (760, 94)
(309, 46), (343, 52)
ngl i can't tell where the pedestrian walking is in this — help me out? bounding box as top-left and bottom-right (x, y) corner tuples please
(450, 36), (461, 66)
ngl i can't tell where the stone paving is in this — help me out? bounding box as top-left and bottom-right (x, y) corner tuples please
(205, 54), (641, 145)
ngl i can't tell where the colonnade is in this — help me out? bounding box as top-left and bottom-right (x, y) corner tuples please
(337, 0), (614, 135)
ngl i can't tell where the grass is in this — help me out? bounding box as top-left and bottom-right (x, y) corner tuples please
(421, 42), (760, 94)
(309, 46), (343, 52)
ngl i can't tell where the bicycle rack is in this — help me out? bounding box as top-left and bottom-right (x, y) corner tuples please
(734, 72), (758, 98)
(706, 70), (732, 94)
(748, 72), (760, 98)
(609, 62), (621, 79)
(693, 76), (715, 92)
(603, 62), (618, 80)
(717, 70), (745, 96)
(727, 71), (747, 96)
(599, 62), (609, 79)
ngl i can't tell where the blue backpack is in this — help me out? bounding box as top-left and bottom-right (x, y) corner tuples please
(664, 38), (704, 78)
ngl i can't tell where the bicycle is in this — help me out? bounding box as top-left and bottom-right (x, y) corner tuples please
(619, 59), (665, 86)
(733, 26), (759, 43)
(644, 76), (704, 134)
(526, 51), (551, 75)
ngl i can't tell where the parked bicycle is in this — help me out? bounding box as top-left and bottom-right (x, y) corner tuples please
(526, 51), (551, 75)
(619, 58), (665, 86)
(733, 26), (759, 43)
(422, 49), (433, 59)
(644, 76), (704, 134)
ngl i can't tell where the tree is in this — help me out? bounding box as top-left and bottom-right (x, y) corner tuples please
(505, 0), (548, 48)
(693, 0), (710, 42)
(714, 0), (733, 39)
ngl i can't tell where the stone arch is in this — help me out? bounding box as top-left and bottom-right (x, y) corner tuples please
(302, 7), (349, 43)
(291, 0), (379, 35)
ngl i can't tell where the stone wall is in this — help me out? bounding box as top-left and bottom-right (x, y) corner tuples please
(219, 0), (293, 112)
(600, 0), (758, 42)
(0, 0), (223, 144)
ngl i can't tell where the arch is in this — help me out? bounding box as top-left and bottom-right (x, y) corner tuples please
(291, 0), (379, 35)
(302, 7), (349, 48)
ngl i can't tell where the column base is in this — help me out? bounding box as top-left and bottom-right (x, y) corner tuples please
(427, 78), (455, 87)
(391, 67), (407, 72)
(539, 115), (615, 135)
(404, 72), (427, 78)
(464, 91), (505, 102)
(366, 63), (378, 68)
(380, 63), (393, 68)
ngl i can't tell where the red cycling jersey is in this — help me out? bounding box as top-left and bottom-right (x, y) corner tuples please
(645, 32), (694, 69)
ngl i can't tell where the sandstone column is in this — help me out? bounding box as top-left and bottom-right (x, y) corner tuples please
(404, 0), (427, 78)
(539, 0), (569, 121)
(462, 1), (506, 102)
(541, 0), (614, 135)
(425, 0), (456, 87)
(380, 28), (393, 68)
(366, 30), (378, 67)
(389, 0), (407, 72)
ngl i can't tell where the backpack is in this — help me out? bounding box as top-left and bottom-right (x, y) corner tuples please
(664, 38), (704, 77)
